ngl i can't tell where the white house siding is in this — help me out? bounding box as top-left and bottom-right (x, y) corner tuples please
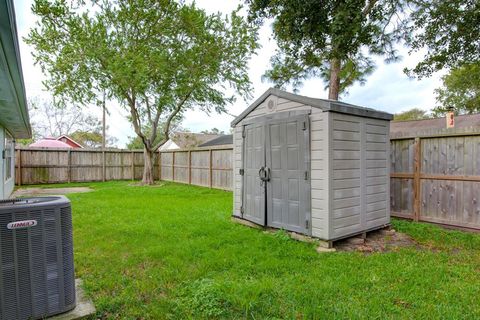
(329, 113), (390, 239)
(4, 134), (14, 199)
(159, 139), (180, 151)
(0, 128), (15, 199)
(0, 127), (4, 199)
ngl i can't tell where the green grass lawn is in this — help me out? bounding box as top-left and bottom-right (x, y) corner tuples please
(41, 181), (480, 319)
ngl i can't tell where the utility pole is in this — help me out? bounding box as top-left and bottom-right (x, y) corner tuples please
(102, 91), (106, 149)
(102, 91), (106, 182)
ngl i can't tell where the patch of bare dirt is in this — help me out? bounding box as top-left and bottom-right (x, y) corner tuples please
(13, 187), (93, 197)
(334, 228), (419, 253)
(127, 182), (166, 187)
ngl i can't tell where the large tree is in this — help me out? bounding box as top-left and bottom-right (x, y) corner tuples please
(201, 128), (225, 135)
(70, 130), (118, 148)
(27, 0), (258, 184)
(393, 107), (431, 121)
(404, 0), (480, 78)
(433, 63), (480, 116)
(246, 0), (406, 100)
(27, 97), (100, 138)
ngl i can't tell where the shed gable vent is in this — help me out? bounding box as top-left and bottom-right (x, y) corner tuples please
(266, 96), (278, 113)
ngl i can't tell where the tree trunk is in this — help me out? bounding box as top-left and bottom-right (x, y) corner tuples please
(328, 58), (341, 100)
(142, 147), (155, 185)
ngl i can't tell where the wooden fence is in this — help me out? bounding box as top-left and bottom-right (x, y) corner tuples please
(390, 133), (480, 230)
(15, 146), (233, 191)
(15, 130), (480, 230)
(159, 147), (233, 190)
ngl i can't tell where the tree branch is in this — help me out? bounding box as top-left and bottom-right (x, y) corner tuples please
(149, 103), (163, 144)
(145, 96), (153, 125)
(152, 90), (193, 152)
(128, 91), (148, 148)
(362, 0), (378, 16)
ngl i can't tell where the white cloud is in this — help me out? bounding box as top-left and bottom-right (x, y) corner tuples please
(15, 0), (443, 147)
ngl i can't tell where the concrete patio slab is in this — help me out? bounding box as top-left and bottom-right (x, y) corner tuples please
(12, 187), (93, 198)
(49, 279), (96, 320)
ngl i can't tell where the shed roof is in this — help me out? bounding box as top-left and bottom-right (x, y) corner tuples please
(231, 88), (393, 126)
(0, 0), (31, 138)
(198, 134), (233, 147)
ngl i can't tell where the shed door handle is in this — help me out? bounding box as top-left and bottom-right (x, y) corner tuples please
(259, 167), (270, 182)
(259, 167), (266, 180)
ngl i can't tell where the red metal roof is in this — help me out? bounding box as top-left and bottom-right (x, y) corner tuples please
(56, 135), (83, 148)
(29, 138), (72, 148)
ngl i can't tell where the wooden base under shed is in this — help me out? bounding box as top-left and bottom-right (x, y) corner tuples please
(231, 216), (390, 249)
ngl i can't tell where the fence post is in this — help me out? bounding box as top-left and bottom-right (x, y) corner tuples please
(172, 152), (175, 182)
(102, 150), (106, 182)
(413, 137), (422, 221)
(209, 149), (213, 188)
(18, 149), (22, 186)
(159, 151), (162, 181)
(188, 150), (192, 185)
(67, 149), (72, 183)
(131, 151), (135, 180)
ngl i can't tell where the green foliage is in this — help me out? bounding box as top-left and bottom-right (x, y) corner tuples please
(126, 132), (164, 150)
(273, 229), (291, 242)
(247, 0), (479, 96)
(69, 131), (102, 148)
(433, 63), (480, 116)
(70, 130), (118, 148)
(16, 138), (35, 147)
(393, 108), (431, 121)
(175, 278), (231, 318)
(125, 121), (182, 150)
(125, 135), (147, 150)
(200, 128), (225, 135)
(46, 181), (480, 318)
(26, 0), (258, 182)
(246, 0), (405, 97)
(404, 0), (480, 77)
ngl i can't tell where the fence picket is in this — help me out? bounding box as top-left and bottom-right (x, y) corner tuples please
(15, 146), (233, 191)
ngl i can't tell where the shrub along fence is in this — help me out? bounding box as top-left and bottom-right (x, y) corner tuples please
(15, 146), (233, 190)
(15, 128), (480, 230)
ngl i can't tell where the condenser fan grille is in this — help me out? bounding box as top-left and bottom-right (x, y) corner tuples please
(0, 196), (75, 320)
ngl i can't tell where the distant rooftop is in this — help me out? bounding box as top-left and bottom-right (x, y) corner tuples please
(170, 132), (224, 149)
(30, 137), (73, 148)
(198, 134), (233, 147)
(390, 113), (480, 138)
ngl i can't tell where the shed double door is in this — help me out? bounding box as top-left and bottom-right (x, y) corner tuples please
(243, 114), (310, 234)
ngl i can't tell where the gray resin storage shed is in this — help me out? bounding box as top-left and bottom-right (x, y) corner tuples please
(231, 88), (393, 241)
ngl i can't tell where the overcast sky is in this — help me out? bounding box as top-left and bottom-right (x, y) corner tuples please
(15, 0), (443, 147)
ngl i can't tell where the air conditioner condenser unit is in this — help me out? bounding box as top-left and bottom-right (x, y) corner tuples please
(0, 196), (76, 320)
